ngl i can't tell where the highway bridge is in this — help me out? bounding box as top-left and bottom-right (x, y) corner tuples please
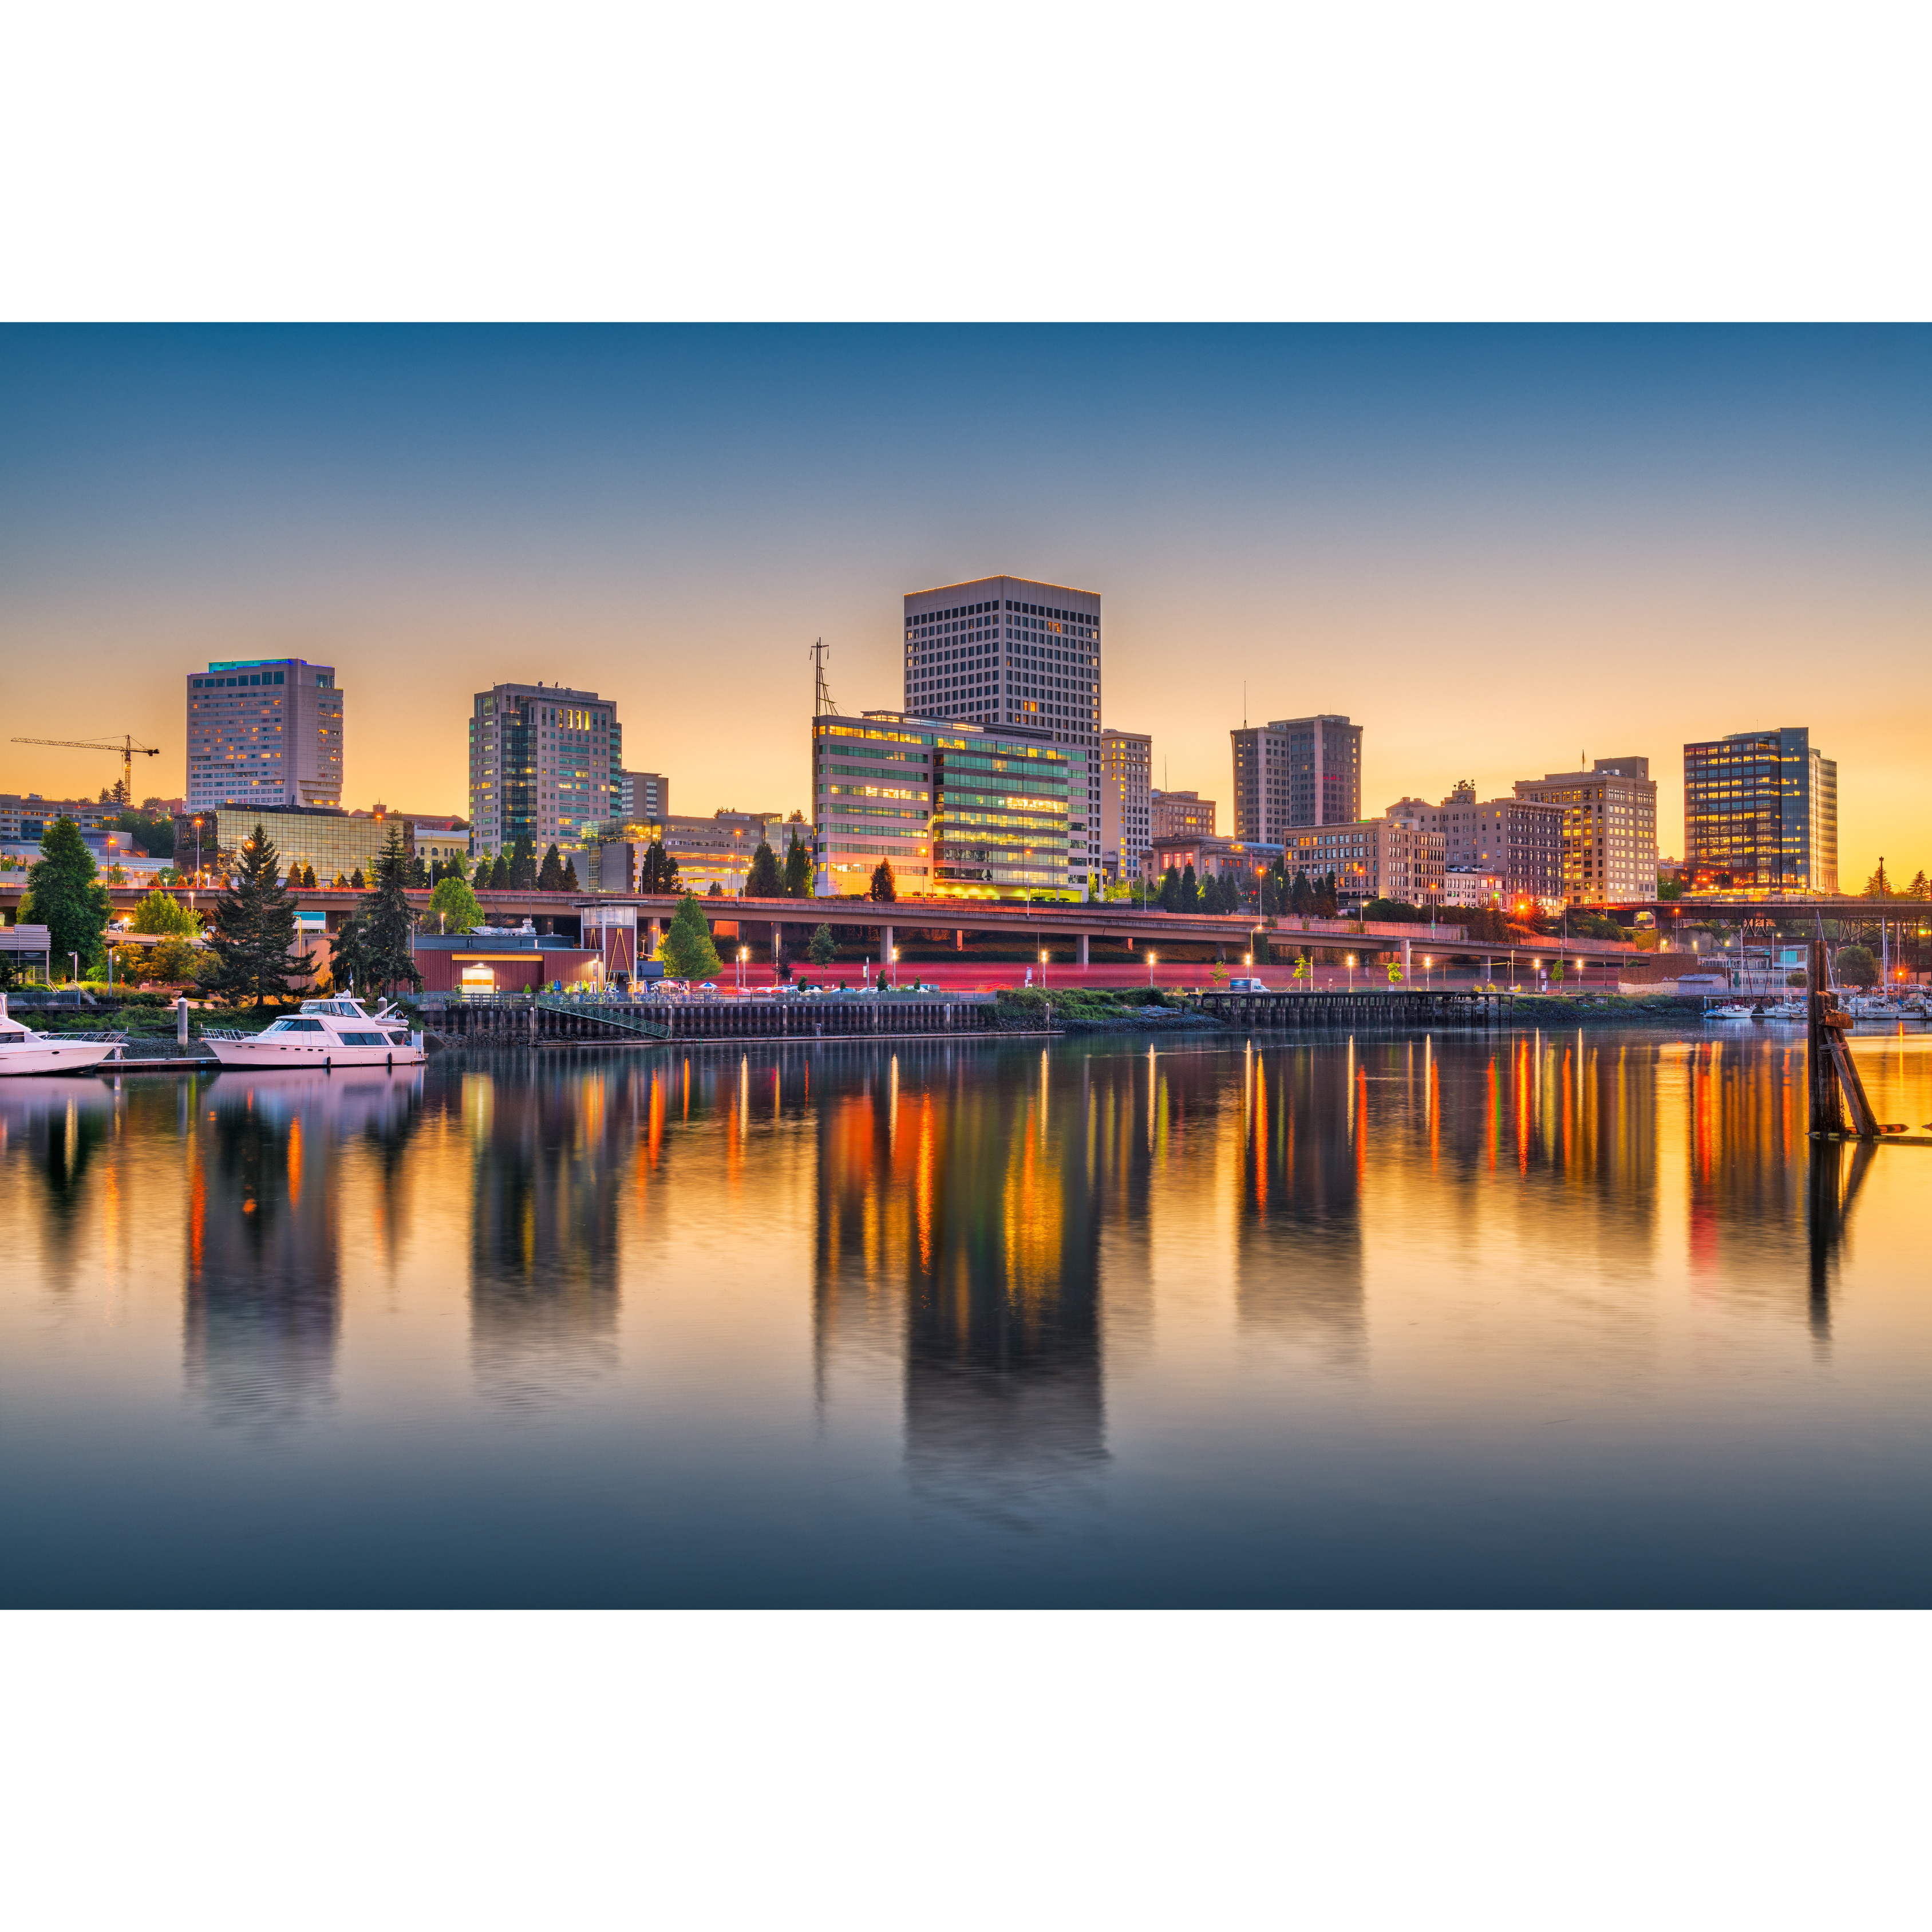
(0, 880), (1646, 973)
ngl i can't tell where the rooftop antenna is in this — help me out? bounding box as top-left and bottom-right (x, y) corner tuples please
(809, 637), (837, 716)
(1243, 680), (1247, 729)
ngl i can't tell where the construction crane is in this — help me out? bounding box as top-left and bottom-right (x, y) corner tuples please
(11, 734), (161, 808)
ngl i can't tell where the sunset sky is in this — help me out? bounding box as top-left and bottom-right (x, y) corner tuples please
(3, 325), (1926, 883)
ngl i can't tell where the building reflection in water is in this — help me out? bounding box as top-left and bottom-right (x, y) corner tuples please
(183, 1069), (422, 1431)
(1235, 1042), (1364, 1358)
(0, 1077), (120, 1289)
(813, 1042), (1108, 1527)
(466, 1065), (628, 1408)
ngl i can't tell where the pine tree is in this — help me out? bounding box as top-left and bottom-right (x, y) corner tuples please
(22, 817), (112, 980)
(538, 843), (564, 891)
(1180, 863), (1199, 911)
(1158, 865), (1181, 912)
(783, 831), (814, 898)
(746, 839), (783, 897)
(658, 893), (722, 980)
(639, 840), (679, 894)
(562, 855), (581, 891)
(286, 860), (304, 888)
(808, 922), (837, 967)
(508, 835), (538, 890)
(199, 823), (312, 1009)
(475, 855), (499, 890)
(868, 859), (897, 903)
(302, 863), (317, 888)
(350, 867), (367, 890)
(1907, 868), (1930, 900)
(329, 826), (423, 998)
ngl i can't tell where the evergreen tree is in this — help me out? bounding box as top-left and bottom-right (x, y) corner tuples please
(1158, 864), (1181, 912)
(808, 923), (838, 967)
(562, 855), (581, 892)
(408, 851), (429, 888)
(445, 850), (469, 882)
(1179, 863), (1199, 911)
(1317, 872), (1338, 918)
(658, 894), (722, 980)
(350, 867), (367, 890)
(538, 843), (564, 891)
(746, 839), (783, 897)
(508, 835), (538, 890)
(22, 817), (112, 980)
(302, 862), (317, 888)
(1290, 871), (1313, 915)
(199, 823), (311, 1009)
(639, 840), (680, 894)
(783, 831), (814, 898)
(330, 827), (424, 997)
(286, 860), (304, 888)
(1860, 862), (1892, 898)
(868, 859), (897, 903)
(1907, 868), (1930, 900)
(474, 855), (498, 889)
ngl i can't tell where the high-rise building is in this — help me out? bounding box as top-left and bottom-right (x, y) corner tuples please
(468, 683), (622, 858)
(1150, 789), (1216, 840)
(618, 770), (669, 824)
(1512, 757), (1658, 904)
(903, 575), (1100, 892)
(186, 658), (342, 815)
(812, 710), (1080, 901)
(1682, 727), (1837, 893)
(1231, 714), (1362, 841)
(1386, 783), (1566, 908)
(1100, 729), (1152, 882)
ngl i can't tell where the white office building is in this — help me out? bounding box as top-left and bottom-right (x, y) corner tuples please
(186, 658), (343, 814)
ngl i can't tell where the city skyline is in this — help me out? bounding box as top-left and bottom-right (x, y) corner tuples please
(2, 325), (1927, 886)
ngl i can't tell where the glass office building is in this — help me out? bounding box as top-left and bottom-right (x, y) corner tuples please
(812, 711), (1081, 901)
(1682, 727), (1837, 893)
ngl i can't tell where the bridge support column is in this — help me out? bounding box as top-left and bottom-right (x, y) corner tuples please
(956, 930), (964, 950)
(882, 924), (894, 977)
(1402, 938), (1411, 983)
(1077, 933), (1089, 967)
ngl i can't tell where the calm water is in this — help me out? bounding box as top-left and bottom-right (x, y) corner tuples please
(4, 1026), (1930, 1606)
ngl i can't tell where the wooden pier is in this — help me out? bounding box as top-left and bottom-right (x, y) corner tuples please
(1188, 987), (1508, 1028)
(421, 991), (1001, 1046)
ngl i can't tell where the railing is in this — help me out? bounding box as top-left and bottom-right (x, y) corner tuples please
(532, 995), (671, 1040)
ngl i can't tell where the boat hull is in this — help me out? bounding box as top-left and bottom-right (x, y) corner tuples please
(0, 1040), (123, 1077)
(205, 1037), (425, 1069)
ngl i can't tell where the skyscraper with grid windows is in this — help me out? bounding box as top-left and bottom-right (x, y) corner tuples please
(903, 574), (1101, 893)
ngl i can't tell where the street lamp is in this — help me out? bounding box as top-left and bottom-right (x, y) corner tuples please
(1346, 953), (1355, 991)
(1147, 949), (1156, 989)
(1040, 947), (1048, 989)
(737, 944), (748, 993)
(1424, 953), (1433, 991)
(891, 945), (899, 989)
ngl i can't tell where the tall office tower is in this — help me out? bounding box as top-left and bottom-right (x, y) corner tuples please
(618, 770), (669, 824)
(1149, 789), (1216, 840)
(1512, 756), (1658, 904)
(1100, 729), (1152, 882)
(904, 574), (1100, 892)
(1230, 714), (1362, 841)
(468, 682), (623, 858)
(1682, 727), (1836, 893)
(185, 658), (343, 815)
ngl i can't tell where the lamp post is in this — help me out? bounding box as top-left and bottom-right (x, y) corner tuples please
(70, 951), (80, 1003)
(1346, 953), (1355, 992)
(737, 944), (748, 994)
(1039, 948), (1048, 990)
(890, 945), (899, 990)
(1424, 953), (1432, 991)
(1147, 950), (1156, 990)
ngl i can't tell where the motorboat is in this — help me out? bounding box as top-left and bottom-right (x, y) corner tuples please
(1704, 1001), (1755, 1021)
(1758, 998), (1807, 1021)
(202, 997), (425, 1069)
(0, 994), (125, 1077)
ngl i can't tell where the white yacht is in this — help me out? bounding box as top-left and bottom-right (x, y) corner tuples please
(0, 994), (125, 1077)
(203, 998), (425, 1069)
(1704, 1001), (1756, 1021)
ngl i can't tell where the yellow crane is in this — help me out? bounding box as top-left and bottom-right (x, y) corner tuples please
(11, 733), (161, 808)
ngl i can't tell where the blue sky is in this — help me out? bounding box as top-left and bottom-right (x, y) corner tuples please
(3, 325), (1926, 876)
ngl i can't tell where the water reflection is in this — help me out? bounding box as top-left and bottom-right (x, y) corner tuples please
(184, 1070), (422, 1431)
(3, 1030), (1930, 1605)
(466, 1066), (628, 1409)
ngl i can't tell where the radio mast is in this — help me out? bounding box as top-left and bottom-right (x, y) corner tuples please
(809, 637), (837, 716)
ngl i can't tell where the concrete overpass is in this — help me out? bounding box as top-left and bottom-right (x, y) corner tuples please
(0, 882), (1648, 971)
